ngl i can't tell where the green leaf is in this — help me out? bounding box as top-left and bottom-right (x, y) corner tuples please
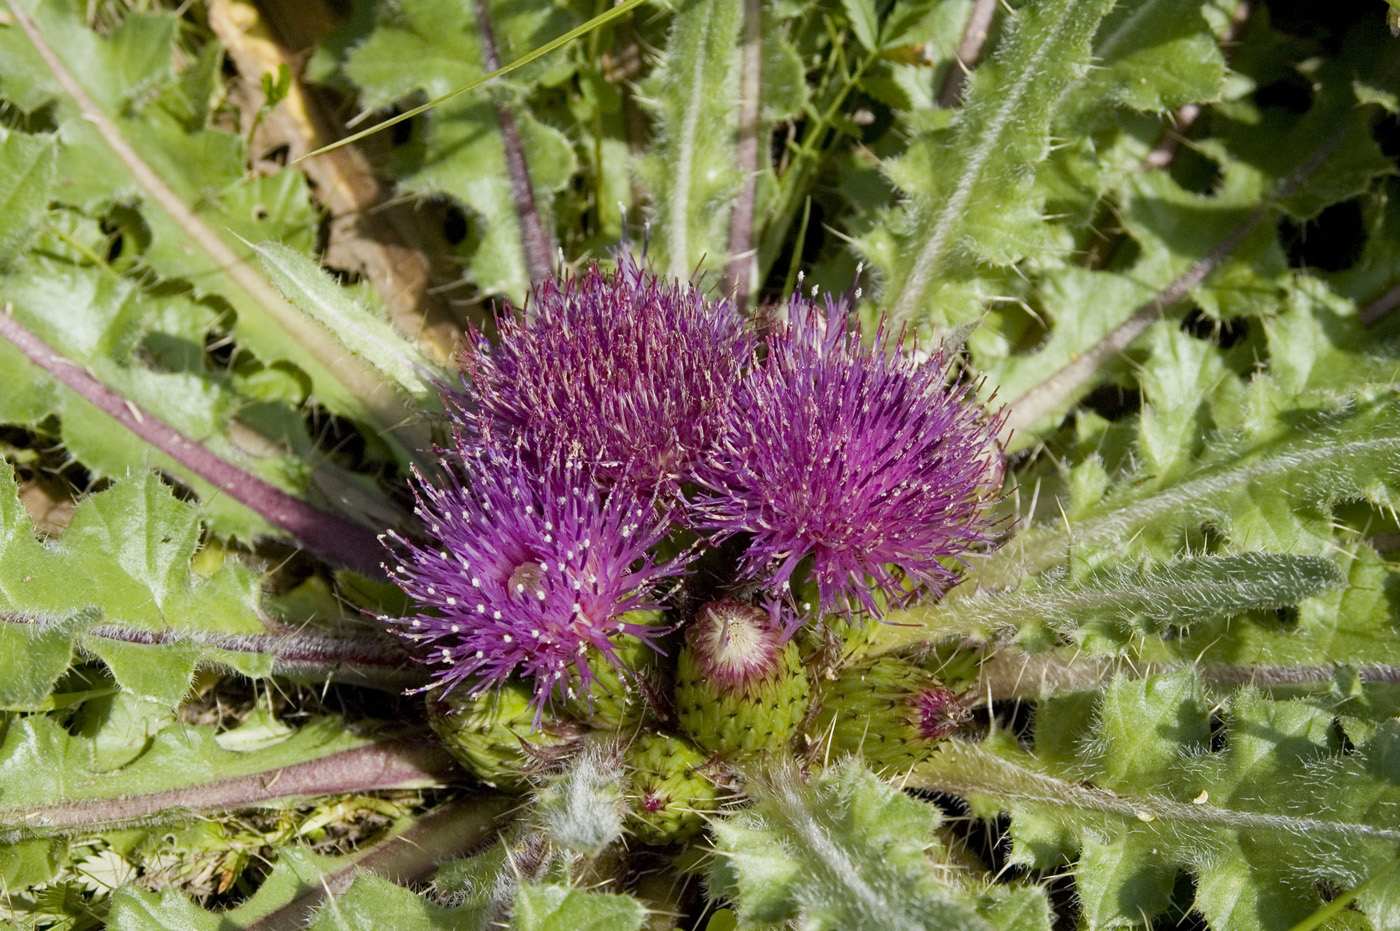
(0, 460), (262, 708)
(510, 883), (647, 931)
(341, 0), (579, 303)
(636, 0), (744, 280)
(711, 760), (1044, 931)
(3, 0), (418, 461)
(878, 0), (1116, 326)
(913, 673), (1400, 930)
(842, 0), (881, 52)
(254, 241), (442, 407)
(0, 129), (57, 266)
(0, 713), (432, 835)
(982, 392), (1400, 588)
(876, 552), (1344, 651)
(1070, 0), (1226, 116)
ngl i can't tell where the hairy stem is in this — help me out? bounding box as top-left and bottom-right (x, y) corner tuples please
(245, 796), (511, 931)
(0, 610), (423, 692)
(975, 650), (1400, 702)
(4, 736), (463, 836)
(911, 739), (1400, 844)
(725, 0), (763, 309)
(473, 0), (556, 286)
(0, 307), (386, 576)
(936, 0), (999, 108)
(6, 1), (421, 460)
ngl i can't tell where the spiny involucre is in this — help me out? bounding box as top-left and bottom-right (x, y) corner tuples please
(382, 445), (685, 710)
(694, 293), (1005, 616)
(455, 253), (754, 495)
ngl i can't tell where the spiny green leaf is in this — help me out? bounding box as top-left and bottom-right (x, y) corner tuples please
(3, 0), (417, 462)
(254, 241), (443, 407)
(510, 883), (648, 931)
(875, 552), (1344, 651)
(0, 129), (57, 266)
(636, 0), (744, 280)
(982, 392), (1400, 588)
(914, 674), (1400, 930)
(0, 460), (261, 708)
(711, 760), (1048, 931)
(0, 713), (427, 836)
(879, 0), (1115, 327)
(341, 0), (578, 303)
(1068, 0), (1226, 117)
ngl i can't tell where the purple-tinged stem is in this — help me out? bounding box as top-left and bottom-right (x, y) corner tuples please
(473, 0), (556, 286)
(724, 0), (763, 309)
(1361, 280), (1400, 327)
(244, 797), (511, 931)
(0, 610), (423, 692)
(937, 0), (998, 108)
(0, 307), (386, 576)
(5, 736), (464, 835)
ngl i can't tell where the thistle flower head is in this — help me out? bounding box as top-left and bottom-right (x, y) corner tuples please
(382, 444), (684, 710)
(694, 293), (1004, 615)
(455, 254), (753, 495)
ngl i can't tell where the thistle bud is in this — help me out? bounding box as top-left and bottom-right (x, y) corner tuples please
(674, 601), (810, 757)
(564, 620), (667, 728)
(815, 656), (968, 774)
(623, 731), (722, 845)
(428, 681), (580, 789)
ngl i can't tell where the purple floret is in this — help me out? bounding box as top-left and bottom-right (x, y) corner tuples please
(454, 254), (753, 495)
(693, 293), (1005, 616)
(382, 445), (685, 709)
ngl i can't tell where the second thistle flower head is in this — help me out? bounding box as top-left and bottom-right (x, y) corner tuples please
(383, 445), (685, 710)
(455, 254), (753, 495)
(694, 293), (1005, 616)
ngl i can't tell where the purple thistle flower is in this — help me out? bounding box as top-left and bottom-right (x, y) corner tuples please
(455, 254), (753, 495)
(693, 293), (1005, 616)
(382, 445), (685, 710)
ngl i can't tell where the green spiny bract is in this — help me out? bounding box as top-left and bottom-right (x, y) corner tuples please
(674, 601), (810, 757)
(815, 656), (968, 774)
(428, 680), (583, 789)
(563, 623), (667, 728)
(623, 731), (724, 845)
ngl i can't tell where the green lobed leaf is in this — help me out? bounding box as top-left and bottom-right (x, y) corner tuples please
(0, 129), (57, 267)
(914, 673), (1400, 930)
(877, 0), (1115, 327)
(0, 460), (263, 708)
(635, 0), (745, 281)
(711, 760), (1050, 931)
(875, 552), (1345, 652)
(254, 241), (443, 407)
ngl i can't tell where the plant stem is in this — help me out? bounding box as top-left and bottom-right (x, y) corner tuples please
(6, 736), (463, 835)
(0, 610), (423, 692)
(0, 307), (387, 577)
(937, 0), (999, 108)
(725, 0), (763, 310)
(472, 0), (556, 286)
(911, 738), (1400, 844)
(975, 650), (1400, 702)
